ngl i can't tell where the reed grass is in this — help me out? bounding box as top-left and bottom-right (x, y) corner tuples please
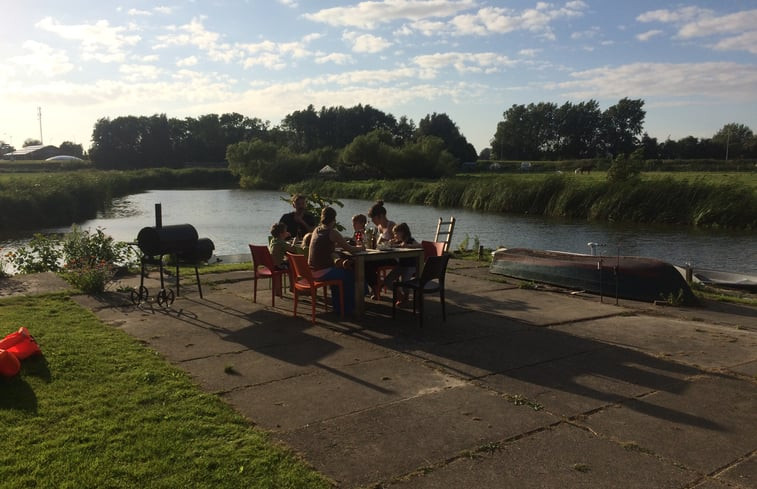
(0, 169), (236, 231)
(287, 173), (756, 229)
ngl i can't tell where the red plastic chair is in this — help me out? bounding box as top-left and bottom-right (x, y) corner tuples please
(287, 252), (344, 324)
(249, 244), (288, 307)
(421, 240), (446, 259)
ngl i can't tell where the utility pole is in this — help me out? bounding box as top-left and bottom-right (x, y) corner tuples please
(38, 107), (44, 145)
(725, 129), (730, 161)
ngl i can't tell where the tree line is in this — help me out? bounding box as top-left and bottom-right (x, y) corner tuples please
(1, 99), (753, 184)
(489, 98), (755, 161)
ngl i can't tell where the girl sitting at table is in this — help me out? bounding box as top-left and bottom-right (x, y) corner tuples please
(268, 222), (299, 270)
(350, 213), (367, 245)
(376, 222), (421, 307)
(308, 207), (365, 315)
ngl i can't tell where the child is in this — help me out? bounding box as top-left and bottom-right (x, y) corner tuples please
(377, 222), (421, 307)
(351, 214), (367, 245)
(268, 222), (298, 269)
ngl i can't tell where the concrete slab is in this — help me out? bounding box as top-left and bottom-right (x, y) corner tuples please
(278, 383), (558, 488)
(0, 272), (71, 297)
(447, 286), (628, 326)
(180, 329), (393, 393)
(385, 422), (698, 489)
(716, 452), (757, 488)
(224, 355), (467, 432)
(479, 345), (702, 417)
(552, 315), (757, 370)
(581, 375), (757, 475)
(408, 323), (607, 379)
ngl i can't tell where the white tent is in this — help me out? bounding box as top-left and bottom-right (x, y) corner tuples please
(319, 164), (337, 174)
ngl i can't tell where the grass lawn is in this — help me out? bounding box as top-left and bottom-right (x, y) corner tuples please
(0, 293), (331, 489)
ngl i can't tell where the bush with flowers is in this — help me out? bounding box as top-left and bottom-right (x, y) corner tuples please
(7, 226), (138, 294)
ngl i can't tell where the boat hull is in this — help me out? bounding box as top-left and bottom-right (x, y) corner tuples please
(490, 248), (697, 304)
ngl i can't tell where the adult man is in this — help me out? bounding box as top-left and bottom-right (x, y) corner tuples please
(279, 194), (316, 240)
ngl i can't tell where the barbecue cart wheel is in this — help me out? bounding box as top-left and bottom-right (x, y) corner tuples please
(157, 288), (175, 306)
(130, 285), (149, 305)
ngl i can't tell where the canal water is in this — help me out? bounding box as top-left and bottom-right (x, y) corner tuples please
(3, 188), (756, 274)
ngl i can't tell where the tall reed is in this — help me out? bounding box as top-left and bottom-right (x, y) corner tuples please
(287, 174), (756, 229)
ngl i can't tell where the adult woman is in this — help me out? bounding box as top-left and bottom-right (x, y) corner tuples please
(367, 200), (396, 245)
(308, 207), (364, 315)
(366, 200), (398, 299)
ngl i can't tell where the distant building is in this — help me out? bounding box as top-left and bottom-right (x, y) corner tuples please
(3, 144), (59, 160)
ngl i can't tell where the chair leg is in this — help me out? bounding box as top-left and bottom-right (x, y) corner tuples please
(271, 276), (276, 307)
(418, 291), (424, 327)
(310, 289), (317, 324)
(292, 289), (299, 318)
(253, 276), (258, 303)
(391, 284), (397, 318)
(338, 284), (344, 319)
(441, 289), (446, 321)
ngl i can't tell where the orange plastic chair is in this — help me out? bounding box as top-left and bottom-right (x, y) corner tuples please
(249, 244), (288, 307)
(287, 252), (344, 324)
(421, 240), (446, 259)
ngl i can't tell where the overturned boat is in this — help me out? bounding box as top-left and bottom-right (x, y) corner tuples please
(490, 248), (697, 305)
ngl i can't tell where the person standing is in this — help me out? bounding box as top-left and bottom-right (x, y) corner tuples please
(280, 194), (316, 240)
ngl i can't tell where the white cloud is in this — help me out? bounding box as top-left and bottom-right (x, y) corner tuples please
(128, 9), (152, 16)
(449, 2), (588, 37)
(413, 51), (516, 77)
(304, 0), (476, 29)
(35, 16), (140, 63)
(119, 64), (162, 82)
(518, 48), (541, 57)
(712, 31), (757, 55)
(636, 29), (663, 41)
(550, 62), (757, 101)
(176, 56), (199, 67)
(155, 17), (237, 63)
(8, 41), (74, 77)
(637, 7), (757, 54)
(314, 52), (354, 65)
(154, 6), (173, 15)
(343, 32), (392, 53)
(278, 0), (298, 7)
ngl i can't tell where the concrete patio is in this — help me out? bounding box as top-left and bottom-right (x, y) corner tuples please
(62, 259), (757, 488)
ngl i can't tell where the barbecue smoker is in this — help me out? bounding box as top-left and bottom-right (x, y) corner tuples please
(131, 206), (215, 306)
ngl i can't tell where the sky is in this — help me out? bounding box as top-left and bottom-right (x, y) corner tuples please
(2, 0), (756, 154)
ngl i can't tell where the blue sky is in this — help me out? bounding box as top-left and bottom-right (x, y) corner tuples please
(2, 0), (756, 153)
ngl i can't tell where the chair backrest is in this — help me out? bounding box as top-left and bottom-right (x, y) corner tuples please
(249, 244), (276, 271)
(418, 253), (451, 286)
(421, 240), (446, 260)
(434, 216), (455, 253)
(286, 252), (314, 284)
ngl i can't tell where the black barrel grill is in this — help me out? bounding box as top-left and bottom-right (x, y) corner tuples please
(132, 223), (215, 306)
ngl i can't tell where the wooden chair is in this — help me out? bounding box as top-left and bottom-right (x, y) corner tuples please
(392, 253), (451, 327)
(249, 244), (288, 307)
(421, 240), (446, 259)
(287, 252), (344, 324)
(434, 216), (456, 253)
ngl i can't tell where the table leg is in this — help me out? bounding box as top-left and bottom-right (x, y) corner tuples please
(354, 254), (365, 316)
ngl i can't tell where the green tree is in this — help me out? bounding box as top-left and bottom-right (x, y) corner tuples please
(59, 141), (84, 158)
(416, 112), (477, 163)
(555, 100), (602, 158)
(600, 98), (645, 157)
(713, 123), (753, 160)
(0, 141), (14, 155)
(23, 138), (42, 147)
